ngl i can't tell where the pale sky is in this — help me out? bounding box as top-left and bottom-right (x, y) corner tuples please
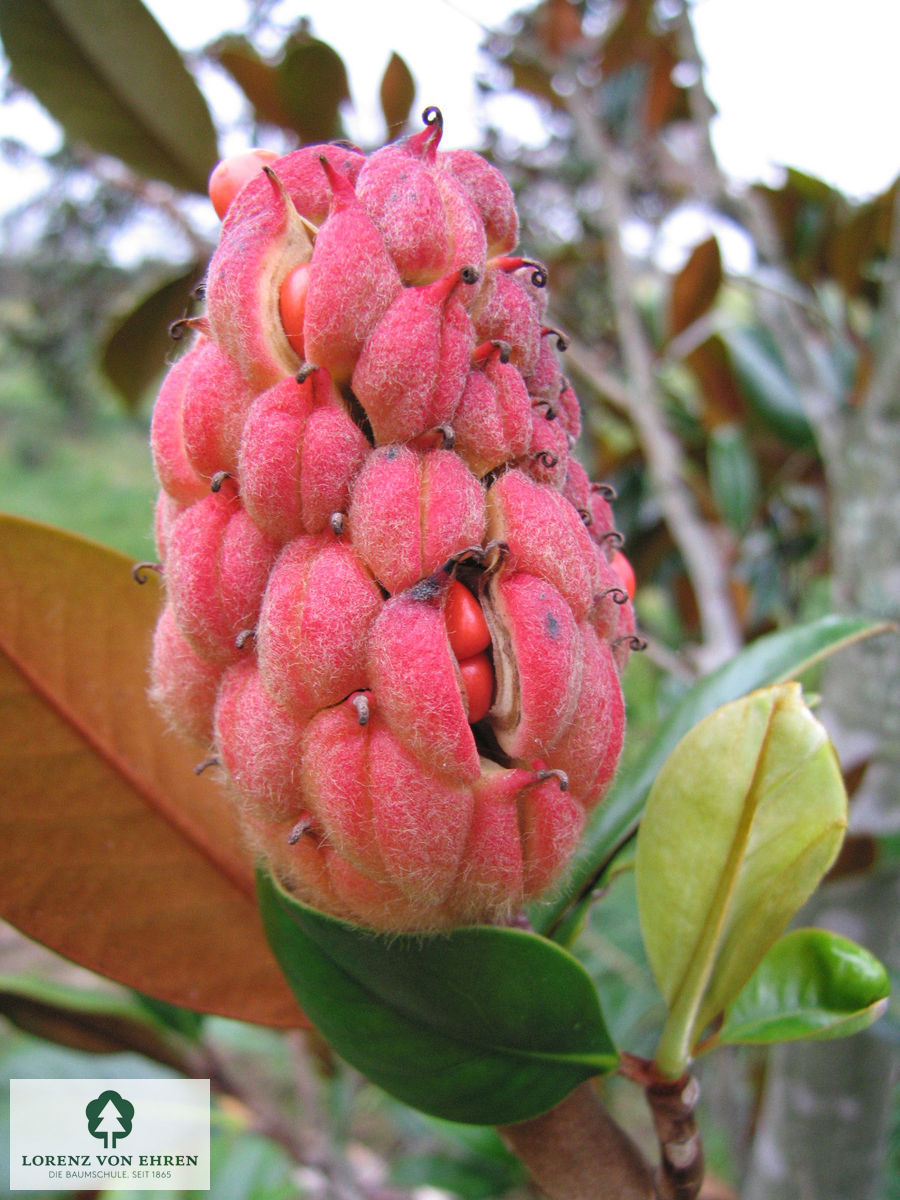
(692, 0), (900, 199)
(148, 0), (900, 199)
(2, 0), (898, 209)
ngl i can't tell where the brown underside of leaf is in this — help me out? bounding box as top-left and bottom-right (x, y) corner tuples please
(668, 236), (722, 340)
(379, 51), (416, 139)
(0, 515), (304, 1028)
(208, 36), (295, 130)
(0, 986), (195, 1072)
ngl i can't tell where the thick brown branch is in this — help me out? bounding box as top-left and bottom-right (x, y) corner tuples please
(499, 1082), (657, 1200)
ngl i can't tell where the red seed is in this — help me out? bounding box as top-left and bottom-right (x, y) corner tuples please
(279, 263), (311, 358)
(458, 652), (493, 723)
(208, 149), (278, 220)
(610, 550), (636, 601)
(444, 579), (491, 659)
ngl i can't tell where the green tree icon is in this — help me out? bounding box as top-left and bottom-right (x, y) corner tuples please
(85, 1090), (134, 1149)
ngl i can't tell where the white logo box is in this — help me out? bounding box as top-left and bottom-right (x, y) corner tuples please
(10, 1078), (210, 1191)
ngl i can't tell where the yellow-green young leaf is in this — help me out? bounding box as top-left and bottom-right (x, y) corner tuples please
(533, 614), (885, 941)
(636, 683), (847, 1078)
(0, 0), (218, 193)
(0, 516), (303, 1028)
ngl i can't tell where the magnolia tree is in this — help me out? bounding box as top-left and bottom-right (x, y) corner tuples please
(0, 2), (895, 1199)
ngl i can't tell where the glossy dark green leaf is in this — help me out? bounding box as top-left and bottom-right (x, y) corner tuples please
(258, 869), (617, 1125)
(531, 615), (892, 939)
(101, 264), (205, 408)
(708, 424), (760, 534)
(0, 976), (195, 1072)
(718, 928), (890, 1045)
(0, 0), (218, 193)
(276, 32), (350, 145)
(638, 684), (847, 1077)
(722, 326), (815, 448)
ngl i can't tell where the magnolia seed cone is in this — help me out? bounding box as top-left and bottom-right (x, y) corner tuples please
(148, 108), (639, 931)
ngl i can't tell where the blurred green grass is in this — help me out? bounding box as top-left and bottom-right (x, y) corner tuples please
(0, 361), (158, 560)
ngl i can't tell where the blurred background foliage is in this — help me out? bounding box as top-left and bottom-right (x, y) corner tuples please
(0, 1), (897, 1197)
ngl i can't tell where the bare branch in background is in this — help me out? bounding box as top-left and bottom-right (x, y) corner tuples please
(565, 94), (742, 673)
(672, 1), (844, 466)
(867, 181), (900, 422)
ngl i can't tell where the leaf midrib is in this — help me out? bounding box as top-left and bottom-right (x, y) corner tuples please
(279, 892), (615, 1068)
(0, 636), (255, 903)
(30, 0), (206, 191)
(661, 702), (778, 1055)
